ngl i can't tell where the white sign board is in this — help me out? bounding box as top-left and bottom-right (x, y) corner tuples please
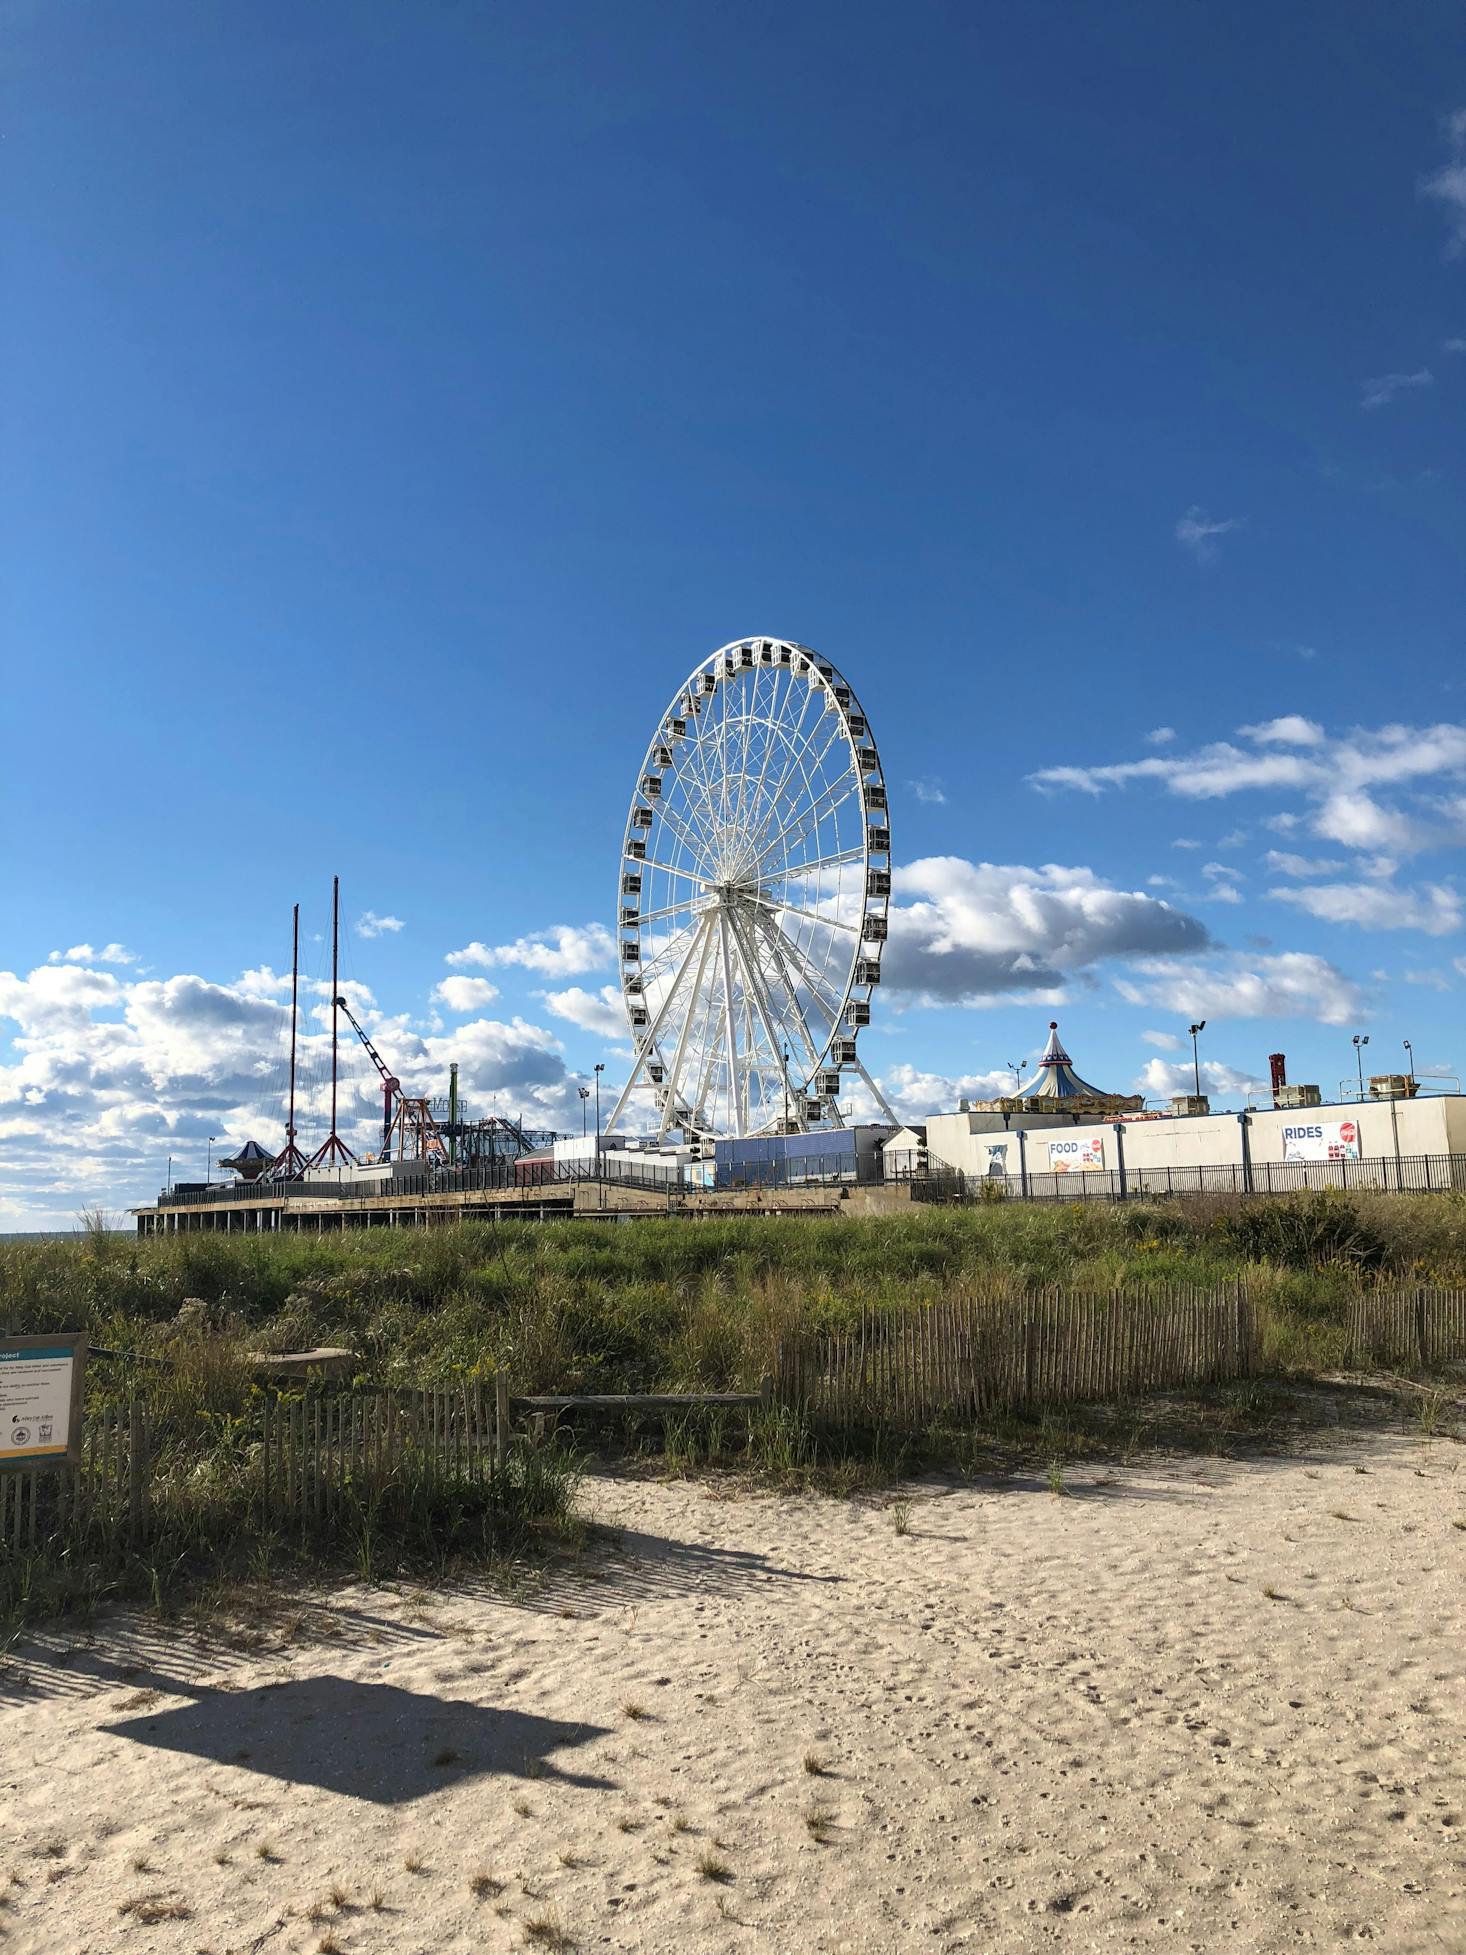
(1048, 1134), (1105, 1172)
(1281, 1119), (1361, 1164)
(0, 1336), (86, 1469)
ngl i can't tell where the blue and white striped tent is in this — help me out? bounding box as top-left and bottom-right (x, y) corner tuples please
(1012, 1022), (1116, 1103)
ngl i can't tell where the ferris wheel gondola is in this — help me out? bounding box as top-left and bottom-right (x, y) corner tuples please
(605, 638), (895, 1141)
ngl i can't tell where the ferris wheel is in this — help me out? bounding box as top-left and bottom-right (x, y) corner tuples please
(605, 638), (896, 1141)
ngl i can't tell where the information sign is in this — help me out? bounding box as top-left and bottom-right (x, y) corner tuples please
(0, 1334), (87, 1470)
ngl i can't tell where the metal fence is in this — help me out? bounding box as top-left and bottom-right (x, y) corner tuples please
(148, 1147), (1466, 1222)
(904, 1150), (1466, 1205)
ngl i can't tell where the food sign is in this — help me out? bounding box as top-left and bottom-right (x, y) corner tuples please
(0, 1335), (87, 1470)
(1048, 1134), (1105, 1172)
(1281, 1120), (1361, 1164)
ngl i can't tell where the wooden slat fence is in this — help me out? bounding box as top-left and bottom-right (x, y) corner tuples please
(0, 1383), (506, 1555)
(777, 1284), (1466, 1428)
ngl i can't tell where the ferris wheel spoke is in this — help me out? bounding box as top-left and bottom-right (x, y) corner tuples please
(750, 773), (857, 877)
(747, 891), (860, 935)
(763, 914), (849, 1023)
(751, 910), (829, 1076)
(772, 846), (868, 880)
(634, 896), (710, 928)
(748, 702), (846, 851)
(651, 797), (721, 870)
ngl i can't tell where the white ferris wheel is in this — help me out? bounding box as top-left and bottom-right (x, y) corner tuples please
(605, 638), (896, 1142)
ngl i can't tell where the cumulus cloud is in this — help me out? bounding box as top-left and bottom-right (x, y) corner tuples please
(1420, 107), (1466, 254)
(1360, 369), (1433, 410)
(355, 911), (404, 938)
(869, 1062), (1020, 1123)
(1270, 880), (1460, 936)
(908, 777), (947, 805)
(1134, 1056), (1268, 1100)
(446, 923), (616, 977)
(1263, 850), (1347, 878)
(1175, 507), (1244, 563)
(0, 957), (589, 1223)
(1145, 727), (1176, 747)
(538, 984), (627, 1039)
(47, 942), (137, 967)
(1114, 952), (1366, 1027)
(883, 857), (1209, 1005)
(432, 976), (500, 1013)
(1141, 1030), (1184, 1051)
(1027, 720), (1464, 892)
(1237, 716), (1325, 747)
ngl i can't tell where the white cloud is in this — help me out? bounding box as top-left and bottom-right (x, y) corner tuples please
(46, 942), (137, 967)
(1217, 829), (1248, 849)
(538, 984), (626, 1039)
(1443, 337), (1466, 354)
(1141, 1030), (1183, 1051)
(1202, 862), (1246, 881)
(1402, 968), (1453, 992)
(1420, 107), (1466, 255)
(432, 976), (501, 1013)
(1134, 1056), (1267, 1101)
(1311, 790), (1421, 853)
(1263, 850), (1347, 879)
(1114, 951), (1366, 1027)
(1028, 721), (1466, 863)
(355, 911), (405, 938)
(884, 857), (1209, 1005)
(1271, 880), (1461, 936)
(871, 1062), (1019, 1123)
(1237, 715), (1325, 747)
(0, 957), (593, 1223)
(1171, 837), (1203, 850)
(1175, 507), (1244, 563)
(1145, 727), (1176, 747)
(908, 778), (947, 805)
(1361, 369), (1433, 410)
(446, 923), (616, 977)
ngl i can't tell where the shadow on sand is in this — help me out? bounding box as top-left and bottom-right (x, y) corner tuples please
(102, 1675), (614, 1804)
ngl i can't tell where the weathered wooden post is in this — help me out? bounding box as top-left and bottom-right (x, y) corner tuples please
(494, 1370), (510, 1468)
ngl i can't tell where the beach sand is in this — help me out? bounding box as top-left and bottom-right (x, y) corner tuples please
(3, 1419), (1463, 1954)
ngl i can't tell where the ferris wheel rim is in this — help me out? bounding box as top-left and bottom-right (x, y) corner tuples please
(609, 636), (892, 1143)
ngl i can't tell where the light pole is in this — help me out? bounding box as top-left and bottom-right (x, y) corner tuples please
(166, 1155), (172, 1193)
(1403, 1039), (1414, 1089)
(207, 1135), (217, 1183)
(578, 1085), (590, 1137)
(1188, 1022), (1207, 1098)
(593, 1063), (605, 1208)
(1352, 1034), (1370, 1097)
(782, 1043), (791, 1133)
(1006, 1059), (1027, 1094)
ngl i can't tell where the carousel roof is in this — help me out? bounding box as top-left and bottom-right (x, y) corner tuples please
(219, 1139), (272, 1166)
(1013, 1023), (1121, 1102)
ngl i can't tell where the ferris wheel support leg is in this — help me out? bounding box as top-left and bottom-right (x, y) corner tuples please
(727, 906), (808, 1134)
(853, 1054), (899, 1126)
(604, 915), (710, 1136)
(656, 914), (717, 1141)
(717, 910), (747, 1137)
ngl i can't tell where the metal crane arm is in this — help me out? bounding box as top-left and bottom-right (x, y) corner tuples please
(334, 994), (398, 1088)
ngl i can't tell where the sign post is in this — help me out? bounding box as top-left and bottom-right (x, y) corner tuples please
(0, 1334), (87, 1471)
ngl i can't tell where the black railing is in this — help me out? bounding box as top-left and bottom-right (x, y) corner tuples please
(904, 1150), (1466, 1204)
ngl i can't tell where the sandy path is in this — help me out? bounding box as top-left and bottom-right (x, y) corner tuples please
(3, 1426), (1463, 1955)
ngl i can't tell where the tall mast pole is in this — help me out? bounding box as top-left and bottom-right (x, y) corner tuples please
(288, 902), (300, 1154)
(272, 900), (308, 1179)
(307, 872), (357, 1169)
(330, 873), (340, 1142)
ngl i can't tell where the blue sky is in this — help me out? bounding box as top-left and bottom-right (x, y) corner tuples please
(4, 2), (1465, 1223)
